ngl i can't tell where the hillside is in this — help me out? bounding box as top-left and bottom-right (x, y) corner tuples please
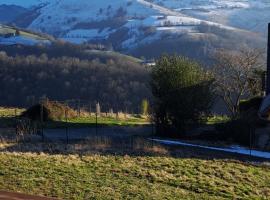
(0, 24), (52, 46)
(0, 0), (268, 59)
(0, 5), (28, 23)
(0, 42), (149, 110)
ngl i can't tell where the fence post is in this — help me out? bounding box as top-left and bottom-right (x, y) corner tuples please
(95, 109), (98, 136)
(249, 126), (254, 157)
(151, 109), (155, 148)
(78, 99), (81, 117)
(89, 102), (91, 117)
(65, 103), (69, 144)
(40, 99), (44, 142)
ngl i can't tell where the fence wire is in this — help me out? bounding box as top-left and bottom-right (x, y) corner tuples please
(0, 99), (155, 149)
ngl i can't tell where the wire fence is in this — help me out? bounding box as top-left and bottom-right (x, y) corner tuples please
(2, 99), (268, 155)
(0, 98), (155, 146)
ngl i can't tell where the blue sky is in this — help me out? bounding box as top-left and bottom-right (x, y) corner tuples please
(0, 0), (42, 7)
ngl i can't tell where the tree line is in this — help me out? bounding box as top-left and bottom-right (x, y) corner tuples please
(0, 43), (150, 112)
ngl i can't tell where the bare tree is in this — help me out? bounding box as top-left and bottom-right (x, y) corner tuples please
(212, 48), (264, 118)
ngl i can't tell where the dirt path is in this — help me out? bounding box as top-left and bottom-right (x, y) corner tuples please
(0, 191), (59, 200)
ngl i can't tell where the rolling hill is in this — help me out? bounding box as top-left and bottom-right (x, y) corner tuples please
(0, 38), (149, 109)
(0, 4), (28, 23)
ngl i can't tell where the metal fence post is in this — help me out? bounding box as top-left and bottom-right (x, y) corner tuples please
(249, 127), (252, 157)
(95, 110), (98, 136)
(78, 99), (81, 117)
(89, 102), (91, 117)
(65, 103), (69, 144)
(40, 99), (44, 142)
(249, 126), (254, 158)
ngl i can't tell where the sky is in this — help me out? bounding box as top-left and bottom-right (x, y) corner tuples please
(0, 0), (42, 7)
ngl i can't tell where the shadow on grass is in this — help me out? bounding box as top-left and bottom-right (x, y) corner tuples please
(1, 136), (269, 163)
(0, 116), (269, 162)
(0, 117), (17, 128)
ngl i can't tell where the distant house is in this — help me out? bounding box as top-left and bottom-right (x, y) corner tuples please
(141, 60), (156, 66)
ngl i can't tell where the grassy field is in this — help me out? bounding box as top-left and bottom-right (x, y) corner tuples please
(0, 25), (48, 41)
(45, 115), (150, 128)
(0, 107), (25, 117)
(0, 152), (269, 200)
(0, 107), (149, 129)
(86, 50), (143, 63)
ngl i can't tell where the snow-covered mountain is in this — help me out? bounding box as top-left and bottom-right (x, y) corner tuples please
(150, 0), (270, 36)
(0, 5), (28, 23)
(0, 0), (43, 8)
(0, 0), (269, 58)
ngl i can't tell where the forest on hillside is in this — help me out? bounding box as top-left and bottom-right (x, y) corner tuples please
(0, 42), (150, 111)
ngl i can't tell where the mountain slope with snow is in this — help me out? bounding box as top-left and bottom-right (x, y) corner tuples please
(0, 0), (43, 8)
(0, 0), (268, 58)
(149, 0), (270, 36)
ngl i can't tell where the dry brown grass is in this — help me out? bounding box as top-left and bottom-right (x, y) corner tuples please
(0, 135), (168, 157)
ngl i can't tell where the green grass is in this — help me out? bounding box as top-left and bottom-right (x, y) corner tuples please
(204, 115), (230, 125)
(0, 106), (149, 128)
(86, 50), (143, 63)
(67, 116), (148, 125)
(0, 25), (48, 41)
(44, 115), (149, 128)
(0, 153), (269, 199)
(0, 107), (25, 117)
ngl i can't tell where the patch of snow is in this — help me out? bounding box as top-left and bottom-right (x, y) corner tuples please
(64, 28), (115, 41)
(151, 138), (270, 159)
(149, 0), (250, 10)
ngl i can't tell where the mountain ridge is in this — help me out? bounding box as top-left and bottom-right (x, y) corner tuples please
(0, 0), (268, 58)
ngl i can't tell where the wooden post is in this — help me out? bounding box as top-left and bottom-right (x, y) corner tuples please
(266, 23), (270, 94)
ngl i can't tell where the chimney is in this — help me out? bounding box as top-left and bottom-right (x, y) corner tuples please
(267, 23), (270, 95)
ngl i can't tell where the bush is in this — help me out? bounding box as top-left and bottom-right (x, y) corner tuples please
(239, 96), (263, 113)
(216, 98), (267, 146)
(150, 55), (214, 135)
(22, 101), (77, 121)
(216, 119), (252, 146)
